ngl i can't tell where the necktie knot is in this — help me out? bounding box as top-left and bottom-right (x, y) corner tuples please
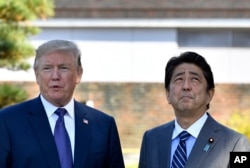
(179, 131), (190, 142)
(55, 108), (67, 119)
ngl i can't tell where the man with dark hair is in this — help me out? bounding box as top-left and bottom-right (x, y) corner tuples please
(139, 51), (250, 168)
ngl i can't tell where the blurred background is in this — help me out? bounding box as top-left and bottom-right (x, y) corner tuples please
(1, 0), (250, 167)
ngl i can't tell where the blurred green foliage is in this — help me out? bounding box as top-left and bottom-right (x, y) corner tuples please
(0, 83), (28, 108)
(226, 110), (250, 140)
(0, 0), (54, 70)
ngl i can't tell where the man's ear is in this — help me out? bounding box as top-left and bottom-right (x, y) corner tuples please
(207, 88), (215, 104)
(35, 70), (40, 85)
(76, 67), (83, 84)
(166, 92), (171, 104)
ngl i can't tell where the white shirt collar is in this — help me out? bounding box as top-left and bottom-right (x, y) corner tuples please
(172, 112), (208, 139)
(40, 95), (75, 119)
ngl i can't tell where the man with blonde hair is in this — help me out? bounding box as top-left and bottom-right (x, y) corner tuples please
(0, 40), (125, 168)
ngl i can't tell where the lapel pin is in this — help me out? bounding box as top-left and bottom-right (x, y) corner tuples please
(203, 144), (210, 152)
(83, 119), (88, 124)
(208, 138), (214, 143)
(203, 138), (214, 152)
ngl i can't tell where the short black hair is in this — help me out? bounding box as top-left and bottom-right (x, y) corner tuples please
(164, 51), (215, 109)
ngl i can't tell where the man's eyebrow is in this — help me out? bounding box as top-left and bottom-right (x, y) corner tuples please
(173, 71), (201, 78)
(189, 71), (201, 77)
(173, 71), (185, 77)
(41, 64), (52, 67)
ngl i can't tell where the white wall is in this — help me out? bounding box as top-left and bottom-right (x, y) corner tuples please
(1, 19), (250, 84)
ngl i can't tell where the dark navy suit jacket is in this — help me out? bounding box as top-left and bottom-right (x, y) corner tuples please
(0, 96), (125, 168)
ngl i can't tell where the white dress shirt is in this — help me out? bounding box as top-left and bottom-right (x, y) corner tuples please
(40, 95), (75, 159)
(170, 112), (208, 167)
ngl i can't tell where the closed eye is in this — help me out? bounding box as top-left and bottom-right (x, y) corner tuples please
(175, 77), (183, 81)
(192, 77), (200, 81)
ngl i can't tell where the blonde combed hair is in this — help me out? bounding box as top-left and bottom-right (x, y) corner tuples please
(33, 40), (82, 71)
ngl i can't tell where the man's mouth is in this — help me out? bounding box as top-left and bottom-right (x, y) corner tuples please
(50, 85), (62, 90)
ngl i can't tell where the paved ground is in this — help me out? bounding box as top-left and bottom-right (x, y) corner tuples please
(124, 153), (139, 165)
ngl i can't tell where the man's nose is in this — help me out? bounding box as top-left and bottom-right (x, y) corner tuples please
(51, 68), (60, 80)
(182, 79), (191, 91)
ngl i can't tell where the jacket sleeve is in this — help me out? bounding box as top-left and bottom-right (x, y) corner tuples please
(139, 131), (147, 168)
(108, 117), (125, 168)
(0, 115), (11, 167)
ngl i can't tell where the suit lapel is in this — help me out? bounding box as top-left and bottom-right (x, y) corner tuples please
(73, 102), (91, 168)
(185, 114), (222, 168)
(27, 97), (60, 168)
(158, 121), (175, 168)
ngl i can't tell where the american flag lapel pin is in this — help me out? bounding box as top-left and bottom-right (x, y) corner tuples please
(83, 119), (88, 124)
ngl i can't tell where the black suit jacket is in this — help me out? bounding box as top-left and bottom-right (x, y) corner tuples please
(0, 96), (125, 168)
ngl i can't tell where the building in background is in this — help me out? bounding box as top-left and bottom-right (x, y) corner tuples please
(1, 0), (250, 154)
(2, 0), (250, 83)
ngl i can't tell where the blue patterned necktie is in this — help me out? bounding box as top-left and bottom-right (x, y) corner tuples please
(171, 131), (190, 168)
(54, 108), (73, 168)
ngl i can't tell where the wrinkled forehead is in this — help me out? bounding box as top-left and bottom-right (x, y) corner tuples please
(34, 50), (79, 70)
(173, 63), (204, 76)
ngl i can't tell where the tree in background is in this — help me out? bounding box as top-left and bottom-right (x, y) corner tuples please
(0, 83), (28, 108)
(0, 0), (54, 70)
(0, 0), (54, 108)
(226, 110), (250, 140)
